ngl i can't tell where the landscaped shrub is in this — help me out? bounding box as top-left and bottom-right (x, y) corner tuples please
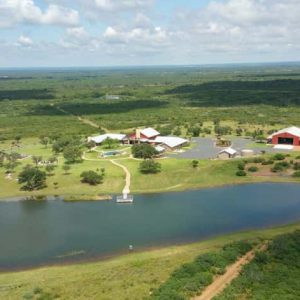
(253, 157), (265, 164)
(262, 159), (274, 165)
(236, 170), (247, 176)
(237, 162), (245, 170)
(271, 161), (290, 173)
(272, 153), (286, 161)
(248, 166), (258, 172)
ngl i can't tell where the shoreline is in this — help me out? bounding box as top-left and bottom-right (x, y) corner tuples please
(0, 177), (299, 202)
(1, 220), (300, 274)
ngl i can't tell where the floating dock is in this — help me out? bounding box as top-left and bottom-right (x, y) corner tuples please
(116, 193), (134, 203)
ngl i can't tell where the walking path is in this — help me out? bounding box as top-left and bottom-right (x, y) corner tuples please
(110, 160), (131, 195)
(193, 244), (267, 300)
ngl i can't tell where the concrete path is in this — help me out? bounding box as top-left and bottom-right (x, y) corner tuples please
(110, 160), (131, 195)
(193, 244), (267, 300)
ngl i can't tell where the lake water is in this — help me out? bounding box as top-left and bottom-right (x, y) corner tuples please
(1, 183), (300, 270)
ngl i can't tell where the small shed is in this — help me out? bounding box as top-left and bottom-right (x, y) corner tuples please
(218, 148), (238, 159)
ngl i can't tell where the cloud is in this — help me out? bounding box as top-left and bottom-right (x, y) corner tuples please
(0, 0), (79, 27)
(93, 0), (153, 12)
(103, 26), (169, 48)
(170, 0), (300, 57)
(17, 34), (33, 47)
(1, 0), (300, 66)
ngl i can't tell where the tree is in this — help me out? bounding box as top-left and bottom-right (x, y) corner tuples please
(102, 138), (119, 149)
(15, 135), (22, 144)
(80, 170), (104, 185)
(39, 136), (49, 148)
(0, 151), (5, 167)
(45, 164), (56, 175)
(48, 156), (58, 164)
(188, 126), (201, 137)
(62, 164), (71, 175)
(173, 127), (182, 136)
(63, 145), (83, 163)
(32, 155), (42, 167)
(139, 159), (161, 174)
(86, 140), (96, 150)
(132, 144), (158, 159)
(18, 165), (47, 190)
(192, 160), (199, 168)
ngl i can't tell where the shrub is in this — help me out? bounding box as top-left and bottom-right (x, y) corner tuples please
(271, 161), (289, 173)
(293, 171), (300, 178)
(262, 159), (274, 165)
(150, 241), (252, 300)
(248, 166), (258, 172)
(237, 162), (245, 170)
(139, 159), (161, 174)
(80, 170), (104, 185)
(236, 170), (247, 176)
(272, 153), (286, 161)
(192, 160), (199, 168)
(253, 157), (265, 163)
(293, 162), (300, 170)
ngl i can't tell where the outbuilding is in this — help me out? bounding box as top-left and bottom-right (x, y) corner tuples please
(153, 136), (189, 151)
(88, 133), (126, 145)
(218, 147), (238, 159)
(268, 126), (300, 146)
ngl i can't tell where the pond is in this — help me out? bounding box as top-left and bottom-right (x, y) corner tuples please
(1, 183), (300, 270)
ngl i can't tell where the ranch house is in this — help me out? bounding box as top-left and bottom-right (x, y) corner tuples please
(129, 128), (160, 143)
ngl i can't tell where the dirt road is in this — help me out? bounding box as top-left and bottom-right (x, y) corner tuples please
(193, 244), (266, 300)
(110, 160), (131, 195)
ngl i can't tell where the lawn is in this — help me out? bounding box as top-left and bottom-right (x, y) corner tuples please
(1, 137), (300, 200)
(0, 223), (299, 300)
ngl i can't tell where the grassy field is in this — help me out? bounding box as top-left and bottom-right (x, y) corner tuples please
(2, 137), (300, 200)
(0, 223), (299, 300)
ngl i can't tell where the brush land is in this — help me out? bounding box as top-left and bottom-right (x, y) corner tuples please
(1, 64), (300, 199)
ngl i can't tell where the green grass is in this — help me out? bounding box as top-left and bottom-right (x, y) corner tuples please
(1, 138), (300, 199)
(0, 223), (299, 300)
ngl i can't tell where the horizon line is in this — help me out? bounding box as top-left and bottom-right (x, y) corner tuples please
(1, 60), (300, 70)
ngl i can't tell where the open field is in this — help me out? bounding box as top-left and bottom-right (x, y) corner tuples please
(0, 222), (299, 300)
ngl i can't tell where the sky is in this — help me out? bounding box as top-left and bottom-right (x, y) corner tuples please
(0, 0), (299, 67)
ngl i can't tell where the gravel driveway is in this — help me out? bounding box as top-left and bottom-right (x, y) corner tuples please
(168, 137), (291, 160)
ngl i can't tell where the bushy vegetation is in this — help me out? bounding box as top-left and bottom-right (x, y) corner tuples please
(139, 159), (161, 174)
(215, 231), (300, 300)
(1, 65), (300, 140)
(149, 241), (252, 300)
(80, 170), (104, 185)
(132, 144), (158, 159)
(18, 165), (47, 191)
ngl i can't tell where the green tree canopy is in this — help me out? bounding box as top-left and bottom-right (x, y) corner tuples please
(139, 159), (161, 174)
(63, 145), (83, 163)
(18, 165), (47, 191)
(132, 144), (158, 159)
(80, 170), (104, 185)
